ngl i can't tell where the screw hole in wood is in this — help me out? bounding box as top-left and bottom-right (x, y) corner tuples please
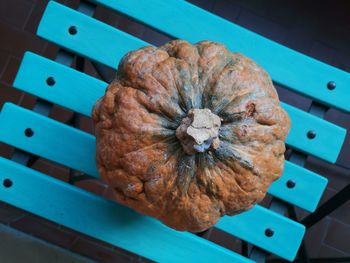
(265, 228), (274, 237)
(327, 81), (336, 90)
(286, 180), (296, 189)
(24, 128), (34, 137)
(68, 26), (77, 35)
(307, 130), (316, 139)
(46, 77), (55, 86)
(3, 179), (13, 188)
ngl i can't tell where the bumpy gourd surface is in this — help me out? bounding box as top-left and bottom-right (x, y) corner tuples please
(92, 40), (290, 232)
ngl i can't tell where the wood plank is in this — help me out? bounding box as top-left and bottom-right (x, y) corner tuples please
(0, 157), (252, 263)
(217, 205), (305, 261)
(14, 52), (106, 117)
(269, 161), (327, 212)
(0, 103), (98, 177)
(37, 1), (146, 68)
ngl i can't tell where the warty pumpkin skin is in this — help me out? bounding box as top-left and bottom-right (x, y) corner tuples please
(92, 40), (291, 232)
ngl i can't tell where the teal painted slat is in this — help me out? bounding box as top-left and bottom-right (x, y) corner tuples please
(91, 0), (350, 113)
(0, 104), (305, 260)
(217, 205), (305, 261)
(0, 158), (252, 263)
(13, 52), (107, 117)
(0, 103), (98, 177)
(269, 162), (327, 212)
(13, 53), (346, 163)
(37, 1), (147, 68)
(281, 103), (346, 163)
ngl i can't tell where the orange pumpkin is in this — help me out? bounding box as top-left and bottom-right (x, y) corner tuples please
(92, 40), (290, 232)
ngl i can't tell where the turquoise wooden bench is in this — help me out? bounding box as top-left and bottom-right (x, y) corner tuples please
(0, 1), (348, 262)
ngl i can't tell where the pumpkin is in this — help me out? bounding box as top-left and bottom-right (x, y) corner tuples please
(92, 40), (290, 232)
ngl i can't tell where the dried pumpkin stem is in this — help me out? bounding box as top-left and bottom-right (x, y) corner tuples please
(176, 108), (221, 155)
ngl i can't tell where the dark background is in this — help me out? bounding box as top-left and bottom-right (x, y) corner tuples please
(0, 0), (349, 262)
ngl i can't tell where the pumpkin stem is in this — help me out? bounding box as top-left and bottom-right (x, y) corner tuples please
(176, 108), (221, 155)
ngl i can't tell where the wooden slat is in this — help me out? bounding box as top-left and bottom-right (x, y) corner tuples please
(269, 161), (327, 212)
(0, 103), (98, 177)
(217, 206), (305, 261)
(14, 52), (106, 117)
(91, 0), (350, 113)
(13, 53), (328, 212)
(281, 103), (345, 163)
(0, 103), (305, 261)
(37, 1), (146, 68)
(0, 157), (252, 263)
